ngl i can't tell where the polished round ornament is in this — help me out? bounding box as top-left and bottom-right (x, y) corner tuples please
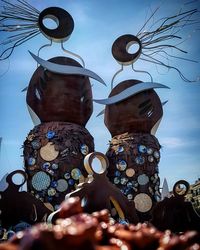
(134, 193), (152, 213)
(68, 179), (75, 186)
(147, 148), (153, 155)
(118, 146), (124, 153)
(51, 181), (58, 188)
(42, 162), (51, 170)
(135, 156), (145, 165)
(28, 157), (36, 166)
(137, 174), (149, 185)
(114, 171), (121, 177)
(56, 179), (68, 192)
(47, 187), (56, 196)
(127, 194), (133, 200)
(32, 171), (51, 191)
(116, 159), (127, 171)
(138, 145), (147, 153)
(46, 131), (55, 139)
(64, 172), (71, 180)
(80, 144), (89, 155)
(125, 168), (135, 177)
(154, 151), (160, 159)
(52, 163), (59, 170)
(114, 177), (120, 184)
(120, 177), (128, 185)
(31, 140), (41, 150)
(71, 168), (82, 180)
(127, 182), (133, 188)
(148, 156), (154, 163)
(40, 142), (59, 161)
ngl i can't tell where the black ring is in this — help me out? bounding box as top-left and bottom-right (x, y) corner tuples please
(173, 180), (190, 197)
(6, 170), (27, 188)
(112, 34), (142, 64)
(38, 7), (74, 41)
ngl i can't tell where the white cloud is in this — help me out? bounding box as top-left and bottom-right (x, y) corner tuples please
(160, 137), (187, 148)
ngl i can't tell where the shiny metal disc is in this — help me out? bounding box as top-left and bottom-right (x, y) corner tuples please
(154, 151), (160, 159)
(31, 140), (41, 150)
(135, 156), (145, 165)
(120, 177), (128, 185)
(125, 168), (135, 177)
(28, 157), (36, 166)
(134, 193), (152, 213)
(138, 145), (147, 153)
(116, 159), (127, 171)
(80, 144), (89, 155)
(148, 156), (154, 163)
(71, 168), (82, 180)
(147, 148), (153, 155)
(32, 171), (51, 191)
(138, 174), (149, 185)
(56, 179), (68, 192)
(40, 142), (59, 161)
(47, 187), (56, 196)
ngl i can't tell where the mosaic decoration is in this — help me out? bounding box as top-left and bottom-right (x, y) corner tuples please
(56, 152), (139, 224)
(24, 121), (94, 209)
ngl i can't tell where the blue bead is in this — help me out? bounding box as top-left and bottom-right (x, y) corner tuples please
(114, 171), (121, 177)
(68, 179), (75, 185)
(51, 181), (58, 188)
(46, 131), (55, 139)
(47, 196), (53, 202)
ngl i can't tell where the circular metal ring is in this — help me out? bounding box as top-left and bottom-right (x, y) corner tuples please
(112, 34), (142, 65)
(6, 170), (27, 188)
(173, 180), (190, 197)
(38, 7), (74, 42)
(84, 152), (109, 174)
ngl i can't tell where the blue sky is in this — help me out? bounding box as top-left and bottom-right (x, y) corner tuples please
(0, 0), (200, 190)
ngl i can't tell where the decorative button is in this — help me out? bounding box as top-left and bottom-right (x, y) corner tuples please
(50, 181), (57, 188)
(71, 168), (82, 180)
(120, 177), (128, 185)
(118, 146), (124, 153)
(28, 157), (36, 166)
(154, 151), (160, 159)
(135, 156), (145, 165)
(127, 182), (133, 189)
(31, 140), (41, 150)
(147, 148), (153, 155)
(68, 179), (75, 186)
(40, 142), (59, 161)
(134, 193), (152, 213)
(116, 159), (127, 171)
(52, 163), (59, 170)
(46, 131), (55, 139)
(47, 187), (56, 196)
(137, 174), (149, 185)
(42, 162), (51, 170)
(32, 171), (50, 191)
(80, 144), (89, 155)
(114, 177), (120, 184)
(125, 168), (135, 177)
(138, 145), (147, 153)
(148, 156), (154, 162)
(127, 194), (133, 200)
(56, 179), (68, 192)
(114, 170), (121, 177)
(64, 172), (71, 180)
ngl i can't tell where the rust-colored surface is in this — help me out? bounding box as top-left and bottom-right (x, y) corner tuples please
(104, 80), (163, 137)
(0, 170), (51, 228)
(23, 121), (94, 208)
(26, 57), (93, 126)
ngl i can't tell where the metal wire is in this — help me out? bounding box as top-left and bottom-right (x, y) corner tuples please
(61, 41), (85, 67)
